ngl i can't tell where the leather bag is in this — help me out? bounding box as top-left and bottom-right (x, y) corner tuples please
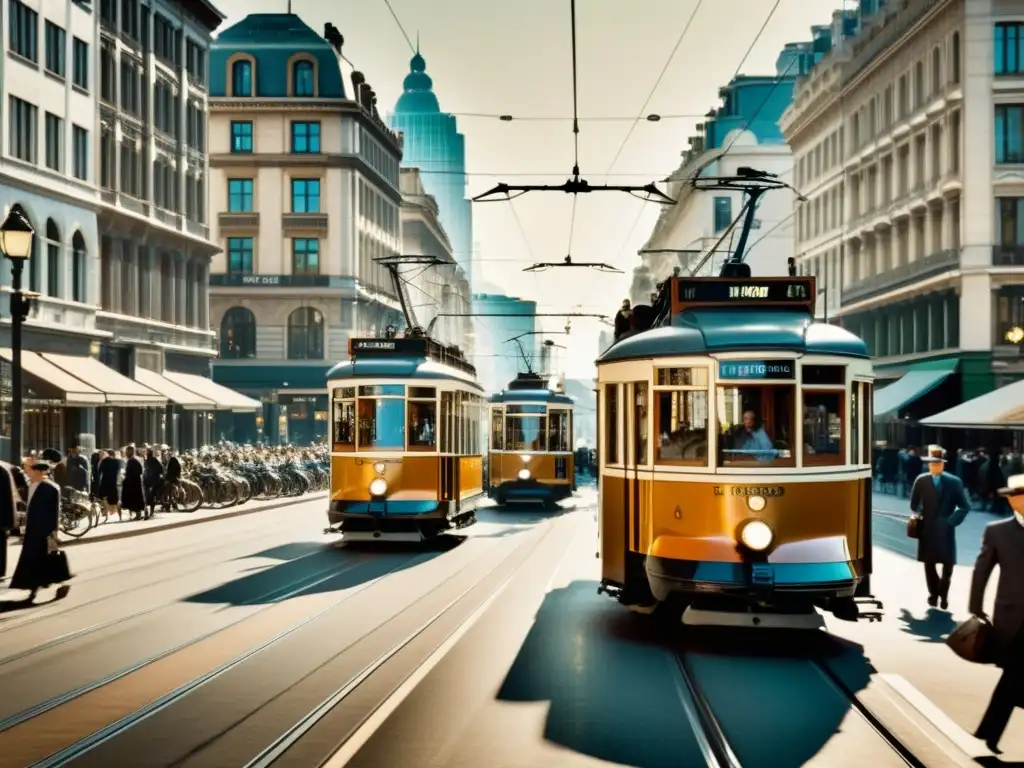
(906, 514), (922, 539)
(946, 615), (992, 664)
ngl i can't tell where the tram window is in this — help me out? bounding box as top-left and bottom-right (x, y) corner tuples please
(655, 390), (708, 464)
(333, 387), (355, 399)
(633, 384), (648, 465)
(359, 384), (404, 397)
(803, 391), (843, 464)
(357, 397), (405, 450)
(850, 384), (860, 465)
(802, 365), (845, 386)
(491, 409), (503, 450)
(605, 384), (619, 464)
(862, 383), (873, 464)
(656, 367), (708, 387)
(549, 409), (571, 452)
(440, 392), (452, 452)
(407, 398), (437, 450)
(332, 399), (355, 449)
(452, 391), (464, 454)
(716, 385), (795, 467)
(409, 387), (436, 399)
(506, 404), (546, 414)
(507, 414), (546, 451)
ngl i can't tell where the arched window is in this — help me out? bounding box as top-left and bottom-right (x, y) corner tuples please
(72, 231), (86, 303)
(287, 306), (324, 360)
(45, 218), (60, 298)
(231, 60), (252, 97)
(293, 60), (314, 97)
(220, 306), (257, 359)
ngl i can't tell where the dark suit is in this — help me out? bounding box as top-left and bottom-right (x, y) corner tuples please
(0, 462), (18, 579)
(970, 518), (1024, 744)
(910, 470), (970, 600)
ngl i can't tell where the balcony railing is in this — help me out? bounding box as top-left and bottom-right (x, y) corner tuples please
(282, 213), (328, 231)
(218, 212), (260, 230)
(992, 245), (1024, 266)
(841, 248), (960, 305)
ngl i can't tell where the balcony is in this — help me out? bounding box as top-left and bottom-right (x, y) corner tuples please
(992, 245), (1024, 266)
(281, 213), (328, 232)
(841, 248), (960, 306)
(218, 212), (260, 230)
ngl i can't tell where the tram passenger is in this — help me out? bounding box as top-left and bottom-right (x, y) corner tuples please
(613, 300), (632, 340)
(970, 473), (1024, 754)
(732, 409), (773, 458)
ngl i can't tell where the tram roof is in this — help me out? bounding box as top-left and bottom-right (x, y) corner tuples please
(488, 388), (575, 405)
(326, 358), (485, 391)
(597, 309), (869, 363)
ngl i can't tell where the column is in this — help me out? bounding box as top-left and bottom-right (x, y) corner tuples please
(941, 201), (953, 251)
(962, 0), (995, 270)
(198, 261), (209, 329)
(176, 255), (186, 325)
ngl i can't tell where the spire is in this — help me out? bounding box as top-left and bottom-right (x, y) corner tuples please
(415, 31), (420, 54)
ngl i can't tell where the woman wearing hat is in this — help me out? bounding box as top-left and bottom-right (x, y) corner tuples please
(7, 457), (71, 603)
(909, 444), (971, 609)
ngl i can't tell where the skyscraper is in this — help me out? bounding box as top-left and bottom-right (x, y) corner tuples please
(389, 48), (473, 289)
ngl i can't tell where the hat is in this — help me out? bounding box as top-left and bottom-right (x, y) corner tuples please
(28, 459), (53, 472)
(40, 448), (62, 463)
(999, 475), (1024, 496)
(923, 444), (946, 463)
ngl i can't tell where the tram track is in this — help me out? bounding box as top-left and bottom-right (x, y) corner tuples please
(673, 652), (742, 768)
(10, 520), (564, 768)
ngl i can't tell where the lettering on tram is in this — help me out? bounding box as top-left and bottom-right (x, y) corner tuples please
(594, 169), (882, 630)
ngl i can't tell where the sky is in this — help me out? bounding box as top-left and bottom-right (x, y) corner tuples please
(214, 0), (844, 377)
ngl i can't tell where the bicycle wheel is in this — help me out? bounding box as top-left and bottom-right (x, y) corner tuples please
(59, 503), (93, 538)
(179, 480), (203, 513)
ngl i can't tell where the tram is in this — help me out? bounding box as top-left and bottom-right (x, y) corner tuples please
(325, 332), (486, 542)
(596, 169), (882, 628)
(487, 371), (576, 508)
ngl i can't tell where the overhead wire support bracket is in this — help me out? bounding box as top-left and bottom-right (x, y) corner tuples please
(522, 255), (622, 274)
(372, 253), (448, 332)
(471, 176), (676, 205)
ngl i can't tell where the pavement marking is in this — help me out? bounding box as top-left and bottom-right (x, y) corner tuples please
(878, 674), (990, 759)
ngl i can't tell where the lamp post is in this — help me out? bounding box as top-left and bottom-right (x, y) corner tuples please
(0, 205), (35, 464)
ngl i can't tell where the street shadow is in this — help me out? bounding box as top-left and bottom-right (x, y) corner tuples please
(230, 541), (328, 563)
(897, 607), (958, 642)
(497, 580), (874, 768)
(976, 758), (1024, 767)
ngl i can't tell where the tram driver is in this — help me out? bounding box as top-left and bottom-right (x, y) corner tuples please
(732, 409), (774, 459)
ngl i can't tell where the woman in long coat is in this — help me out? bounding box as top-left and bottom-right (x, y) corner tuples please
(96, 449), (121, 519)
(9, 459), (71, 602)
(120, 445), (146, 521)
(142, 447), (164, 519)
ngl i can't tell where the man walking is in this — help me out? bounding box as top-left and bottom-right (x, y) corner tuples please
(910, 444), (971, 609)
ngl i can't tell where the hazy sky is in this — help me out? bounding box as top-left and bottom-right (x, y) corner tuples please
(215, 0), (842, 376)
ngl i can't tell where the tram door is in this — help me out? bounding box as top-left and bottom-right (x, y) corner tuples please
(626, 383), (647, 558)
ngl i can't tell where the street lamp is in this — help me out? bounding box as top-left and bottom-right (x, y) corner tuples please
(0, 204), (34, 465)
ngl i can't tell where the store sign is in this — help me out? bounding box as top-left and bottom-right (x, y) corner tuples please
(241, 275), (280, 286)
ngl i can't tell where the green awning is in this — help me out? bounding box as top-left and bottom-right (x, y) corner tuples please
(873, 358), (958, 418)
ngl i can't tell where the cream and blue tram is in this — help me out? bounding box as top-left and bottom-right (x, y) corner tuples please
(326, 337), (486, 542)
(597, 275), (881, 627)
(487, 372), (576, 508)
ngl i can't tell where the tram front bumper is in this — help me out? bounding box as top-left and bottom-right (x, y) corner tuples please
(490, 478), (572, 503)
(328, 499), (443, 525)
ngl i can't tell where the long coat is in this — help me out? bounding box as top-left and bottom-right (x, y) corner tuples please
(910, 471), (971, 564)
(96, 456), (121, 505)
(9, 479), (62, 591)
(969, 518), (1024, 667)
(67, 455), (89, 492)
(120, 456), (146, 513)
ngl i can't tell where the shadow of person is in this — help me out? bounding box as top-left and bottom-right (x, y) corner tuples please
(497, 581), (878, 768)
(975, 757), (1024, 767)
(0, 598), (32, 614)
(897, 607), (958, 642)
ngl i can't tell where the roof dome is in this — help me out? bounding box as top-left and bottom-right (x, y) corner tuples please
(395, 49), (439, 114)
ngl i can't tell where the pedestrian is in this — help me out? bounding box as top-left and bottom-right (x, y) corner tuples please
(66, 446), (89, 493)
(142, 447), (164, 519)
(968, 473), (1024, 753)
(96, 449), (121, 520)
(0, 459), (19, 582)
(909, 444), (971, 609)
(120, 444), (146, 521)
(7, 458), (71, 603)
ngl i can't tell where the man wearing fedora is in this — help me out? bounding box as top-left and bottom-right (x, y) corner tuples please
(969, 474), (1024, 753)
(909, 444), (971, 609)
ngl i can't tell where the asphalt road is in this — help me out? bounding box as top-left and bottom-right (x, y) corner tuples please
(0, 488), (1012, 767)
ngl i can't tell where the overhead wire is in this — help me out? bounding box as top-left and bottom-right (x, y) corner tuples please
(381, 0), (415, 52)
(567, 0), (581, 254)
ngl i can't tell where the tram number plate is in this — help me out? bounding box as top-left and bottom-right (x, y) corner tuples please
(714, 486), (784, 497)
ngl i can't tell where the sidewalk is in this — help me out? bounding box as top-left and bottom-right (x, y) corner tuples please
(7, 492), (329, 548)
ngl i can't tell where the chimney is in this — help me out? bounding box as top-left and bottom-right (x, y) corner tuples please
(350, 70), (365, 97)
(358, 83), (371, 108)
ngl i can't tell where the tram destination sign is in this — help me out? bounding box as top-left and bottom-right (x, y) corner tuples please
(718, 360), (794, 380)
(675, 277), (815, 305)
(349, 338), (429, 355)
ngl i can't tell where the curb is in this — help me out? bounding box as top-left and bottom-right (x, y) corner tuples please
(51, 492), (330, 547)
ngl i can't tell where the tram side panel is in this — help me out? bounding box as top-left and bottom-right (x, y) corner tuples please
(599, 473), (627, 585)
(459, 456), (484, 499)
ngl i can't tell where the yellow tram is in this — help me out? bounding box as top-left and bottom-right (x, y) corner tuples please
(325, 335), (486, 542)
(596, 271), (881, 628)
(487, 371), (576, 509)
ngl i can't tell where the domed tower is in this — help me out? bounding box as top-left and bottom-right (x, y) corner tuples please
(388, 46), (473, 290)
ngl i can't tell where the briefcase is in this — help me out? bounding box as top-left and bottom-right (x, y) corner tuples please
(946, 615), (992, 664)
(45, 549), (73, 584)
(906, 514), (922, 539)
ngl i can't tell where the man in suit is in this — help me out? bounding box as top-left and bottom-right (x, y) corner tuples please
(969, 474), (1024, 753)
(910, 444), (971, 609)
(0, 460), (19, 581)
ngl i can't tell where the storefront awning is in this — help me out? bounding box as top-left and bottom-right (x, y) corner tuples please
(874, 358), (958, 419)
(163, 371), (262, 412)
(0, 349), (105, 406)
(41, 353), (166, 407)
(134, 368), (216, 410)
(920, 378), (1024, 430)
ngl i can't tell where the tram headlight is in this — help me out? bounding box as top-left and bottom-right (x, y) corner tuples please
(739, 519), (774, 552)
(747, 495), (766, 512)
(373, 462), (386, 474)
(369, 477), (388, 497)
(518, 468), (531, 481)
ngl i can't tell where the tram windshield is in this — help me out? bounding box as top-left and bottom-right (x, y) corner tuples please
(717, 385), (795, 467)
(357, 385), (405, 449)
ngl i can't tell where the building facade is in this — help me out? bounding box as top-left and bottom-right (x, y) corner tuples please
(471, 293), (537, 396)
(399, 167), (472, 353)
(780, 0), (1015, 440)
(0, 0), (244, 456)
(389, 49), (474, 289)
(207, 13), (404, 445)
